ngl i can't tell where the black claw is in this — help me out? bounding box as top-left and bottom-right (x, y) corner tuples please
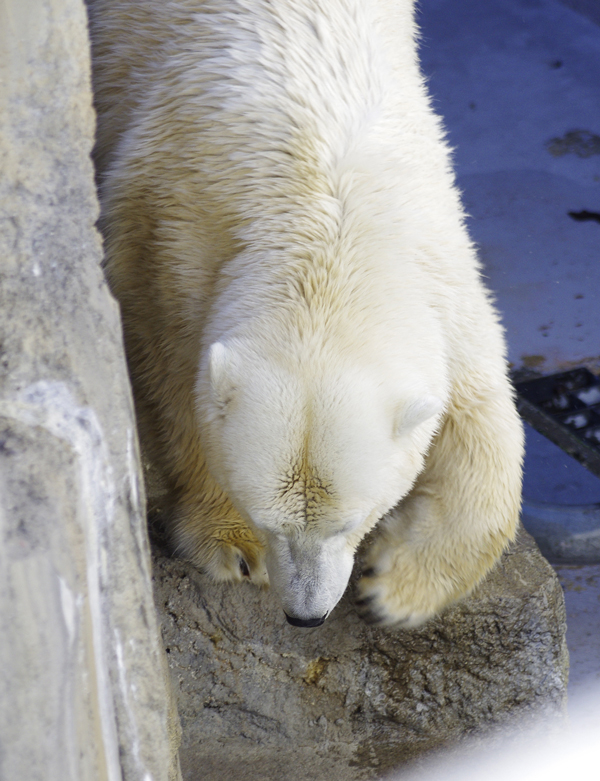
(355, 600), (385, 625)
(362, 567), (376, 578)
(239, 557), (250, 578)
(362, 610), (385, 626)
(355, 595), (376, 608)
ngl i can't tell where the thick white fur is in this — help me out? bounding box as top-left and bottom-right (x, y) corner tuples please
(88, 0), (524, 626)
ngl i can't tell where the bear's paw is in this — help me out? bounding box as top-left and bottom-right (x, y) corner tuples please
(173, 515), (269, 588)
(355, 539), (467, 628)
(207, 536), (270, 588)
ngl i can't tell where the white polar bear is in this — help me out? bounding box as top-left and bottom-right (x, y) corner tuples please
(88, 0), (524, 628)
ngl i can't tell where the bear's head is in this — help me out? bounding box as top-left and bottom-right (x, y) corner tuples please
(197, 338), (444, 627)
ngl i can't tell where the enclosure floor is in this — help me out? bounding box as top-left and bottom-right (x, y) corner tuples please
(418, 0), (600, 727)
(553, 564), (600, 720)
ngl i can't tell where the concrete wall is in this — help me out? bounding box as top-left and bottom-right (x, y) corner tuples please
(0, 2), (180, 779)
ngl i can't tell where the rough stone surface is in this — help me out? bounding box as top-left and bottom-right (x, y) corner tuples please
(152, 528), (568, 781)
(0, 2), (181, 779)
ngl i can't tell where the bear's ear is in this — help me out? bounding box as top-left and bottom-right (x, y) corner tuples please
(208, 342), (237, 411)
(394, 395), (443, 437)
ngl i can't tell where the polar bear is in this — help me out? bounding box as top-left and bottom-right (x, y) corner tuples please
(88, 0), (524, 628)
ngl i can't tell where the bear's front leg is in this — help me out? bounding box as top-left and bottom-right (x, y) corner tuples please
(171, 493), (269, 587)
(356, 389), (523, 627)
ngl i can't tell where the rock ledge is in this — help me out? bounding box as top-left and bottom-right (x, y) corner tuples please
(153, 529), (568, 781)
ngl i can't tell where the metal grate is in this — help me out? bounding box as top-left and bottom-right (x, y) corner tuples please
(515, 368), (600, 479)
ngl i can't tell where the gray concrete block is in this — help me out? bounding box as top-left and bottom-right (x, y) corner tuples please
(0, 2), (181, 779)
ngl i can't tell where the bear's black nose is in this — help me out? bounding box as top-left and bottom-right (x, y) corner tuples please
(284, 612), (327, 628)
